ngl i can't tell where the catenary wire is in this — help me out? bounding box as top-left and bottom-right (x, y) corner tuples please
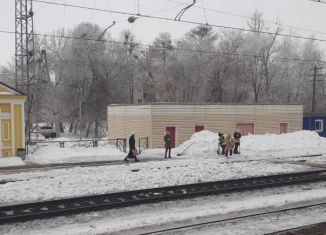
(165, 0), (326, 37)
(1, 29), (325, 64)
(32, 0), (326, 43)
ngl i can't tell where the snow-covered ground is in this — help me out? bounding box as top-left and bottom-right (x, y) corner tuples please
(1, 182), (326, 235)
(0, 130), (325, 234)
(0, 157), (25, 167)
(4, 130), (323, 167)
(0, 158), (310, 206)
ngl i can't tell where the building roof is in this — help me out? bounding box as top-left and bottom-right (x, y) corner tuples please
(303, 112), (326, 117)
(0, 81), (26, 96)
(109, 102), (303, 106)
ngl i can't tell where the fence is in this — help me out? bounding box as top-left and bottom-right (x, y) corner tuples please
(107, 138), (127, 153)
(139, 137), (149, 151)
(26, 138), (127, 154)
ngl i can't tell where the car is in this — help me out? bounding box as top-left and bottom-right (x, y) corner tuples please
(31, 124), (57, 139)
(39, 126), (57, 138)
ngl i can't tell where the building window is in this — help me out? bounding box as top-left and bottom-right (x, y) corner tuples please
(2, 121), (10, 141)
(315, 119), (323, 132)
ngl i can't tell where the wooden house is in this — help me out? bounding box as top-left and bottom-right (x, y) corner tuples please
(0, 82), (26, 157)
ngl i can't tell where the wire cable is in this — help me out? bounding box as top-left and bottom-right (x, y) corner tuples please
(32, 0), (326, 43)
(165, 0), (326, 37)
(1, 29), (324, 64)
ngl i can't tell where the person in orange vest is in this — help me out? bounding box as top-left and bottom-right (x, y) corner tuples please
(233, 130), (241, 154)
(218, 132), (226, 155)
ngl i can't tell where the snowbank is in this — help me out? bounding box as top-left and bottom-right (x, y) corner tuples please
(0, 157), (25, 167)
(175, 130), (326, 159)
(25, 139), (125, 164)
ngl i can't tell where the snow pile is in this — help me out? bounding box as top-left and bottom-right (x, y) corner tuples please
(175, 131), (219, 157)
(0, 157), (25, 167)
(243, 131), (326, 157)
(176, 130), (326, 159)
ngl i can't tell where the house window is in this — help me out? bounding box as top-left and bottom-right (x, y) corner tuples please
(315, 119), (323, 132)
(2, 121), (10, 141)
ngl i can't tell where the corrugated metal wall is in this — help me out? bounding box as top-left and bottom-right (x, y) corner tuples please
(107, 105), (152, 147)
(108, 104), (303, 148)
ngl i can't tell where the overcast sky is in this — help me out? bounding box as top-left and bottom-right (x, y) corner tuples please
(0, 0), (326, 65)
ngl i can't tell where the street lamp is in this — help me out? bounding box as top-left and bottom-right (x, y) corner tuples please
(97, 21), (116, 41)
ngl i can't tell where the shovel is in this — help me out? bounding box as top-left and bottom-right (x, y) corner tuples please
(177, 142), (196, 156)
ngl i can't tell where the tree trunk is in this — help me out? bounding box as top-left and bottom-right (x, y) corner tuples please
(94, 119), (99, 139)
(85, 121), (92, 138)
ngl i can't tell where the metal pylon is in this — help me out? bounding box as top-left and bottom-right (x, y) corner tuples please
(15, 0), (35, 139)
(15, 0), (35, 91)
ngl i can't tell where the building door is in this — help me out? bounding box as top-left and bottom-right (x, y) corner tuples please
(236, 123), (254, 136)
(195, 125), (205, 132)
(280, 123), (288, 134)
(165, 127), (176, 148)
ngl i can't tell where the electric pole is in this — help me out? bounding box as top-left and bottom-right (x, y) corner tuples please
(309, 66), (323, 112)
(15, 0), (35, 140)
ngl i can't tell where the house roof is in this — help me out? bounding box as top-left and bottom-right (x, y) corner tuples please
(0, 81), (26, 96)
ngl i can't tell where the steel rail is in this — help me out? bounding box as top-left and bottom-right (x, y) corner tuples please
(265, 221), (326, 235)
(1, 170), (326, 225)
(140, 201), (326, 235)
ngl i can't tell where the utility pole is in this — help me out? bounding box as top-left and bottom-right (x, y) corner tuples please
(15, 0), (35, 141)
(309, 66), (323, 112)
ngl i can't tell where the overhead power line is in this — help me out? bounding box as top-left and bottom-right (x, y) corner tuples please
(165, 0), (326, 36)
(309, 0), (326, 3)
(0, 29), (325, 64)
(33, 0), (326, 43)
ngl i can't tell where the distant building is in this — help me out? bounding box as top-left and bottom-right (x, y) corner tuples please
(0, 82), (26, 157)
(303, 112), (326, 137)
(107, 103), (303, 148)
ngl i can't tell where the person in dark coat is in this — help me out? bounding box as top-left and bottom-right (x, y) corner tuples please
(124, 132), (139, 162)
(233, 130), (241, 154)
(164, 131), (172, 158)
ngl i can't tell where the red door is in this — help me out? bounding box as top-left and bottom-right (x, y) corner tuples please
(236, 123), (254, 136)
(280, 123), (288, 134)
(195, 125), (205, 132)
(166, 127), (176, 148)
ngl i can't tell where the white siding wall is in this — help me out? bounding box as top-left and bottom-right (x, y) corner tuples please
(108, 104), (303, 149)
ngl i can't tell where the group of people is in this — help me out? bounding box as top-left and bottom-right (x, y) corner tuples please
(218, 130), (241, 157)
(124, 131), (172, 162)
(124, 130), (172, 162)
(124, 129), (241, 162)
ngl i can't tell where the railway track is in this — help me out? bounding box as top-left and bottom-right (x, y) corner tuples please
(1, 169), (326, 225)
(0, 154), (323, 175)
(139, 201), (326, 235)
(266, 221), (326, 235)
(0, 158), (163, 175)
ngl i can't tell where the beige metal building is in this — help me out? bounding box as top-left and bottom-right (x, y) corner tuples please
(107, 104), (303, 149)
